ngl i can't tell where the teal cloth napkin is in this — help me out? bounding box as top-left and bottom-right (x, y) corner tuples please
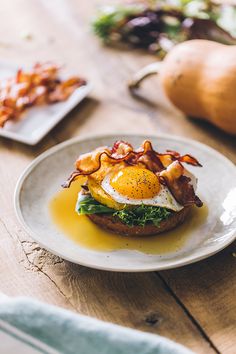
(0, 296), (194, 354)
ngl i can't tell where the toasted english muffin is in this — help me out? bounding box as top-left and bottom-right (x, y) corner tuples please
(88, 206), (191, 236)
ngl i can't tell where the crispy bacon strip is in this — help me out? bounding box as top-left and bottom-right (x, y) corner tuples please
(62, 140), (158, 188)
(62, 146), (132, 188)
(0, 62), (86, 128)
(111, 140), (133, 157)
(166, 150), (202, 166)
(160, 161), (203, 207)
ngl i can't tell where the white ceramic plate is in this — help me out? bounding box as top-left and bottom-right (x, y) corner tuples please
(0, 62), (91, 145)
(14, 134), (236, 272)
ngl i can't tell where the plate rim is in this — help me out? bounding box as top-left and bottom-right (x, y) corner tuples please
(14, 133), (236, 272)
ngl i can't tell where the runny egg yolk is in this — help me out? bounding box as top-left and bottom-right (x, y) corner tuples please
(110, 166), (160, 199)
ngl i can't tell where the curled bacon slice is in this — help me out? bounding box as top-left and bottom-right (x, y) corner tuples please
(62, 139), (202, 207)
(0, 62), (86, 128)
(166, 150), (202, 167)
(160, 161), (203, 207)
(62, 145), (132, 188)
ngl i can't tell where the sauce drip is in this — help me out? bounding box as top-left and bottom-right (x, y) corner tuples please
(49, 179), (208, 254)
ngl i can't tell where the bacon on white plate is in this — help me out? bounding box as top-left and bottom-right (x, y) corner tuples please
(0, 62), (86, 127)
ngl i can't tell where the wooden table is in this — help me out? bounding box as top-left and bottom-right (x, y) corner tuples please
(0, 1), (235, 353)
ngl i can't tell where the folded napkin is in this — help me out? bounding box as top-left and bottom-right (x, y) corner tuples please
(0, 295), (194, 354)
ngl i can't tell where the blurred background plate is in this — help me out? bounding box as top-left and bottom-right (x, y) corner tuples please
(0, 61), (92, 145)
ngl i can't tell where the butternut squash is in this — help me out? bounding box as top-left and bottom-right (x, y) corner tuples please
(129, 39), (236, 135)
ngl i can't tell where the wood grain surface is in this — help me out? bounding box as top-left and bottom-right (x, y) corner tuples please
(0, 1), (235, 353)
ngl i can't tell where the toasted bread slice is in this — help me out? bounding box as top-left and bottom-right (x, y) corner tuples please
(88, 206), (191, 236)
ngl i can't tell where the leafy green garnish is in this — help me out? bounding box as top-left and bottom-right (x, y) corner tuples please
(76, 194), (171, 227)
(92, 1), (236, 54)
(113, 204), (171, 227)
(92, 5), (141, 41)
(76, 195), (114, 215)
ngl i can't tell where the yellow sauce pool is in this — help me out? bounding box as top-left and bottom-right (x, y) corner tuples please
(49, 179), (208, 254)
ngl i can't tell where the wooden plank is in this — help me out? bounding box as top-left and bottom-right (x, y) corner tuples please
(1, 227), (215, 353)
(0, 220), (75, 311)
(0, 0), (235, 353)
(0, 127), (214, 353)
(161, 243), (236, 354)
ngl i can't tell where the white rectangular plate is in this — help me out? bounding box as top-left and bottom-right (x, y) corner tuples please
(0, 62), (91, 145)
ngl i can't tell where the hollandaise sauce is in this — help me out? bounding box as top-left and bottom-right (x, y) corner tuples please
(49, 179), (208, 255)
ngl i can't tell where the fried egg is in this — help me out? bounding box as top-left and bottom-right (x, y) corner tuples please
(101, 166), (184, 212)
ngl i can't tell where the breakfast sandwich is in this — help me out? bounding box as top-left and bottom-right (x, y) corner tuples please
(63, 140), (203, 236)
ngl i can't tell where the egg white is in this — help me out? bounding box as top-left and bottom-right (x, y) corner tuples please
(101, 172), (184, 212)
